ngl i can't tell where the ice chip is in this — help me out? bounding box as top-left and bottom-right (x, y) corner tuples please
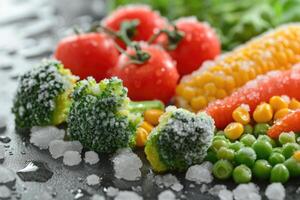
(86, 174), (100, 186)
(0, 186), (11, 199)
(158, 190), (176, 200)
(63, 151), (81, 166)
(84, 151), (99, 165)
(233, 183), (261, 200)
(218, 189), (233, 200)
(113, 148), (142, 181)
(114, 191), (142, 200)
(185, 162), (213, 184)
(265, 183), (285, 200)
(49, 140), (83, 159)
(30, 126), (65, 149)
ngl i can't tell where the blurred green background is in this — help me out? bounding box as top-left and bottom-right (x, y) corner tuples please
(108, 0), (300, 51)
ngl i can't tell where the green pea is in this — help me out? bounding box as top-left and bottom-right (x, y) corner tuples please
(252, 160), (272, 180)
(272, 147), (283, 154)
(216, 130), (225, 136)
(243, 124), (253, 135)
(205, 150), (218, 163)
(279, 132), (296, 145)
(212, 160), (233, 180)
(213, 135), (227, 141)
(268, 152), (285, 166)
(240, 134), (256, 147)
(212, 139), (228, 152)
(257, 135), (277, 147)
(233, 164), (252, 183)
(282, 143), (300, 159)
(229, 141), (244, 152)
(217, 147), (235, 160)
(235, 147), (257, 167)
(284, 157), (300, 177)
(270, 164), (289, 183)
(252, 140), (272, 159)
(253, 123), (270, 136)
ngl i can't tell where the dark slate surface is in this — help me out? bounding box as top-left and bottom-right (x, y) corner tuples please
(1, 0), (300, 199)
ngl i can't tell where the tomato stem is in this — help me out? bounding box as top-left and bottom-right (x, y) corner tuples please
(148, 24), (185, 50)
(91, 20), (151, 64)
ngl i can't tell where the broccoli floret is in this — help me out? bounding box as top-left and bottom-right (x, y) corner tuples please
(67, 77), (164, 153)
(12, 60), (77, 129)
(145, 106), (215, 172)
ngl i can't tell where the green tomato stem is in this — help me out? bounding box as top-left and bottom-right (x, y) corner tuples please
(128, 100), (165, 113)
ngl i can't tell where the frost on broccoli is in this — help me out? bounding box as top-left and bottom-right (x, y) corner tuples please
(145, 106), (215, 172)
(67, 77), (144, 153)
(12, 60), (77, 129)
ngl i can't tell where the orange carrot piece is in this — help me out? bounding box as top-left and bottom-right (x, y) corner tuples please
(268, 109), (300, 139)
(205, 67), (300, 129)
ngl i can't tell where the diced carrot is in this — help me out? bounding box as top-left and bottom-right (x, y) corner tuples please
(205, 67), (300, 129)
(268, 109), (300, 139)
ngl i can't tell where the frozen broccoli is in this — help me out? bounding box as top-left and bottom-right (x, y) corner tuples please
(145, 106), (215, 172)
(67, 77), (164, 153)
(12, 60), (77, 129)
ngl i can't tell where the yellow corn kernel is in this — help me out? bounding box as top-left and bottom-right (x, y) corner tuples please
(293, 150), (300, 161)
(274, 108), (290, 120)
(136, 127), (149, 147)
(289, 98), (300, 110)
(269, 96), (288, 111)
(191, 96), (207, 110)
(181, 86), (196, 101)
(175, 25), (300, 112)
(225, 76), (236, 92)
(140, 121), (154, 133)
(253, 103), (273, 123)
(232, 105), (250, 125)
(204, 83), (217, 96)
(224, 122), (244, 140)
(175, 84), (185, 96)
(144, 109), (164, 126)
(214, 76), (225, 88)
(216, 89), (227, 99)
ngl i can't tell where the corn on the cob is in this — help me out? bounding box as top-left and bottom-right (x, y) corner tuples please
(175, 24), (300, 112)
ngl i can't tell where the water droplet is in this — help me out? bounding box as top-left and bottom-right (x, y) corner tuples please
(0, 136), (11, 143)
(73, 188), (91, 200)
(17, 161), (53, 182)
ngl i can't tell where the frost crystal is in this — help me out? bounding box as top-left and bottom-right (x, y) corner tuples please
(158, 190), (176, 200)
(113, 148), (142, 181)
(233, 183), (261, 200)
(63, 151), (82, 166)
(185, 162), (213, 184)
(30, 126), (65, 149)
(84, 151), (99, 165)
(265, 183), (285, 200)
(49, 140), (82, 159)
(114, 191), (142, 200)
(86, 174), (100, 186)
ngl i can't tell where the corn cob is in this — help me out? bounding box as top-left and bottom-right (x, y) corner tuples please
(175, 24), (300, 112)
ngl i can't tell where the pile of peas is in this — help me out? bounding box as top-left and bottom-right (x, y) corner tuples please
(205, 96), (300, 183)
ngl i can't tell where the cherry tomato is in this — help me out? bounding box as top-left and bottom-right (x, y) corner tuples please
(156, 17), (221, 76)
(109, 43), (179, 103)
(55, 32), (119, 81)
(102, 5), (166, 48)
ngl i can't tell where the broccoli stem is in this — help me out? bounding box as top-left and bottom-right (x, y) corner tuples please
(128, 100), (165, 113)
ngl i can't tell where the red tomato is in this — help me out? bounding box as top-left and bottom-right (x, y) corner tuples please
(102, 5), (166, 48)
(109, 43), (179, 103)
(55, 32), (119, 81)
(156, 17), (221, 76)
